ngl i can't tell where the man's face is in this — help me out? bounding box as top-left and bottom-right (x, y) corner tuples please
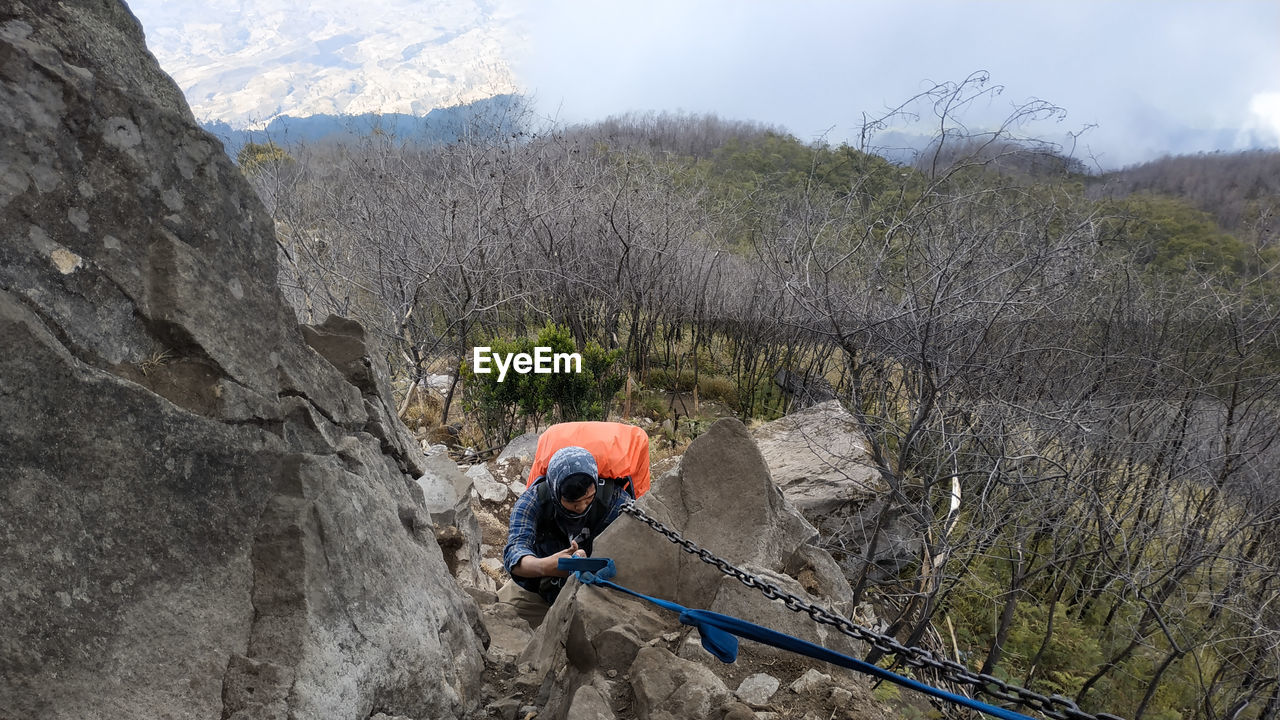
(560, 484), (596, 515)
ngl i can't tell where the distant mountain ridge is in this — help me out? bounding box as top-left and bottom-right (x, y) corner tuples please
(202, 94), (523, 156)
(130, 0), (523, 130)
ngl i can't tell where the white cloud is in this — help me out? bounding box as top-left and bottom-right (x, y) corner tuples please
(1243, 92), (1280, 147)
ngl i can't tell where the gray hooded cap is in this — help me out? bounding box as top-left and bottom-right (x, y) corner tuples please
(546, 445), (599, 498)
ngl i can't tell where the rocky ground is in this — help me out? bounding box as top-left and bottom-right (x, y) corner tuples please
(416, 411), (907, 720)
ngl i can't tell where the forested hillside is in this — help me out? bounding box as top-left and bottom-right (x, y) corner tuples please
(1093, 150), (1280, 243)
(238, 83), (1280, 719)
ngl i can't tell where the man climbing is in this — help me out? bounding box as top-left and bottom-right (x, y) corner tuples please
(499, 445), (630, 629)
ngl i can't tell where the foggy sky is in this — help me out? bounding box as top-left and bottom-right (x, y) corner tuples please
(512, 1), (1280, 168)
(128, 0), (1280, 169)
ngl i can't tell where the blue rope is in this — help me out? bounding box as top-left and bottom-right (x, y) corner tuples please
(560, 557), (1035, 720)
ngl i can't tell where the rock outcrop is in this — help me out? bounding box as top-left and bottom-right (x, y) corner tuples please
(417, 453), (495, 593)
(0, 3), (482, 719)
(513, 418), (883, 720)
(750, 400), (881, 525)
(494, 429), (540, 493)
(752, 400), (918, 581)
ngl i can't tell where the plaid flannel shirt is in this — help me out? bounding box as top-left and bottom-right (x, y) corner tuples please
(502, 482), (627, 576)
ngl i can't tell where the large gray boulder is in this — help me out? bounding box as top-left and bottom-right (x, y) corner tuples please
(0, 4), (482, 719)
(496, 431), (542, 467)
(772, 368), (837, 409)
(592, 419), (820, 609)
(751, 401), (918, 581)
(750, 400), (881, 522)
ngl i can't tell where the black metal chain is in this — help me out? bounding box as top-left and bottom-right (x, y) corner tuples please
(619, 501), (1125, 720)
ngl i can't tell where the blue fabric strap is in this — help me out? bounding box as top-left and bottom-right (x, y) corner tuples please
(559, 557), (1035, 720)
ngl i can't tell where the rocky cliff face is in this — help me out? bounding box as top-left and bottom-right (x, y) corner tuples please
(0, 3), (483, 718)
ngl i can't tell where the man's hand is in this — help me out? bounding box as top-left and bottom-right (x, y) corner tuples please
(543, 540), (588, 577)
(514, 541), (587, 578)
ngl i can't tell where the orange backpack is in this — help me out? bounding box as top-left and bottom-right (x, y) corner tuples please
(526, 421), (652, 498)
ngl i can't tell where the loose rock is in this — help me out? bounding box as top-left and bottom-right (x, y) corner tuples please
(468, 463), (510, 502)
(630, 646), (730, 720)
(486, 696), (523, 720)
(736, 673), (780, 707)
(789, 668), (833, 695)
(565, 685), (615, 720)
(496, 431), (541, 486)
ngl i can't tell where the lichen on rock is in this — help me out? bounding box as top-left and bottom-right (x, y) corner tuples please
(0, 3), (484, 718)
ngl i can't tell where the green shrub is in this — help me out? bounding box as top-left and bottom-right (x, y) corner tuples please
(236, 140), (294, 176)
(872, 681), (901, 702)
(639, 394), (668, 420)
(644, 368), (671, 390)
(697, 375), (738, 407)
(646, 367), (696, 392)
(462, 323), (624, 445)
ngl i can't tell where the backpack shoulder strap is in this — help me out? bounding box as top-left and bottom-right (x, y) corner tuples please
(610, 475), (635, 499)
(589, 478), (624, 523)
(532, 477), (556, 525)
